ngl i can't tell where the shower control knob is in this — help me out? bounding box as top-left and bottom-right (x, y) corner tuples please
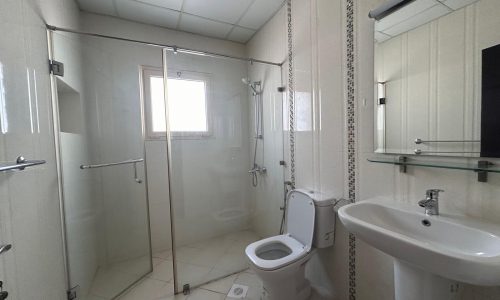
(0, 291), (8, 299)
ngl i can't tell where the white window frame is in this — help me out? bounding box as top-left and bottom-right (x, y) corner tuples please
(141, 66), (212, 140)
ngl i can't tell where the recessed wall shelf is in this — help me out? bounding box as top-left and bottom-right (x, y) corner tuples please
(368, 156), (497, 182)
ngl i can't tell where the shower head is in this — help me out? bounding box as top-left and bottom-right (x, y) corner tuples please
(242, 78), (261, 95)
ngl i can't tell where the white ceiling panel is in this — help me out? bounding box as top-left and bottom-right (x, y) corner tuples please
(179, 14), (233, 39)
(439, 0), (480, 10)
(376, 0), (439, 32)
(182, 0), (253, 24)
(133, 0), (184, 11)
(77, 0), (285, 43)
(228, 27), (256, 43)
(238, 0), (283, 30)
(383, 4), (450, 37)
(375, 31), (392, 43)
(77, 0), (117, 16)
(116, 0), (180, 28)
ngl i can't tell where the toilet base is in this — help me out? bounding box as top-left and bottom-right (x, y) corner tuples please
(251, 253), (313, 300)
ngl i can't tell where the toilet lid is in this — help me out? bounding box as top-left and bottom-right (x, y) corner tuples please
(286, 190), (315, 252)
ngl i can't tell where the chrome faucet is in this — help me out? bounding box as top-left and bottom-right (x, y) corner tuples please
(418, 189), (444, 215)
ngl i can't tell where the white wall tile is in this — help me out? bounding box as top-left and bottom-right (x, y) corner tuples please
(358, 0), (500, 299)
(0, 0), (80, 298)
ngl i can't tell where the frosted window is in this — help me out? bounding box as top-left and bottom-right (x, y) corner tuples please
(149, 77), (208, 133)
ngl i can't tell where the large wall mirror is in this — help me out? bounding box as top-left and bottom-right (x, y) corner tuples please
(373, 0), (500, 158)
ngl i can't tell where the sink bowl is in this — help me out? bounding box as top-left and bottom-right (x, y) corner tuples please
(338, 198), (500, 286)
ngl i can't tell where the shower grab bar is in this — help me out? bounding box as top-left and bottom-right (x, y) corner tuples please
(0, 156), (46, 172)
(80, 158), (144, 170)
(415, 138), (480, 144)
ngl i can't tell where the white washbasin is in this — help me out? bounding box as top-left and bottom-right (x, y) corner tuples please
(338, 198), (500, 286)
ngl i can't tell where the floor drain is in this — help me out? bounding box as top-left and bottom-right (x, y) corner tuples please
(227, 284), (248, 299)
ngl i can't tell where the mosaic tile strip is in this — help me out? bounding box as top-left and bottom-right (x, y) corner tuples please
(287, 0), (296, 188)
(345, 0), (357, 299)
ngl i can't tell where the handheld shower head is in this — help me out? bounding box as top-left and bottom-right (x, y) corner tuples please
(242, 78), (260, 95)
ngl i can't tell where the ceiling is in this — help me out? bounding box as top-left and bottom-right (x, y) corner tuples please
(76, 0), (285, 44)
(375, 0), (480, 42)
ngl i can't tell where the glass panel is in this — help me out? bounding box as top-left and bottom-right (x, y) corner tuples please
(368, 156), (500, 173)
(164, 49), (285, 292)
(52, 32), (157, 299)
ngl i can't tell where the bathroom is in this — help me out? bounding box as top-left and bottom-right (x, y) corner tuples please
(2, 0), (500, 299)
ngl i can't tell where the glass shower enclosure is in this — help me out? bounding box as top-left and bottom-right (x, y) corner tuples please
(163, 49), (286, 293)
(49, 30), (158, 299)
(49, 26), (286, 298)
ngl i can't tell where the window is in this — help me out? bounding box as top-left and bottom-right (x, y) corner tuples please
(142, 68), (211, 139)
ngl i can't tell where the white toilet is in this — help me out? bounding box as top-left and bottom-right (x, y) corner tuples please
(245, 189), (335, 300)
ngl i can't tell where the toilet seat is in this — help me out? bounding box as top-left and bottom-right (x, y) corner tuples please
(245, 234), (308, 271)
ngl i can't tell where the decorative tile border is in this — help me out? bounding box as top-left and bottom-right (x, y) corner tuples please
(345, 0), (357, 299)
(287, 0), (296, 189)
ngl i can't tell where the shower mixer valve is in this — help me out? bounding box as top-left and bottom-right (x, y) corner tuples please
(248, 164), (267, 175)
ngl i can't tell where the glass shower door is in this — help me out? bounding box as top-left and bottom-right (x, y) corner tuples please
(162, 49), (265, 293)
(50, 31), (154, 300)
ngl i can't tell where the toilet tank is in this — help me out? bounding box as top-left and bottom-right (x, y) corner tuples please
(295, 189), (336, 248)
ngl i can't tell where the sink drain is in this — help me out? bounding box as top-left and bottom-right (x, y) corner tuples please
(422, 219), (431, 227)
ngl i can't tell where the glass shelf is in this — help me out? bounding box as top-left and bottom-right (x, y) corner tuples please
(367, 156), (500, 181)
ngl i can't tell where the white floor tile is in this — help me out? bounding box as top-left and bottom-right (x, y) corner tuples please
(109, 256), (152, 276)
(214, 252), (249, 273)
(118, 278), (173, 300)
(90, 268), (138, 299)
(176, 246), (204, 263)
(85, 295), (109, 300)
(154, 250), (173, 260)
(200, 274), (238, 294)
(234, 272), (262, 288)
(186, 289), (225, 300)
(177, 262), (212, 287)
(148, 260), (174, 282)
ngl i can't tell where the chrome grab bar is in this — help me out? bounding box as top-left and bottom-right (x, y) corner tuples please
(0, 156), (46, 172)
(415, 138), (480, 144)
(80, 158), (144, 170)
(80, 158), (144, 184)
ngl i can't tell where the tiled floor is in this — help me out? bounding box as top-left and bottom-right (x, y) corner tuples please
(86, 250), (174, 300)
(86, 230), (260, 300)
(121, 268), (263, 300)
(175, 230), (261, 289)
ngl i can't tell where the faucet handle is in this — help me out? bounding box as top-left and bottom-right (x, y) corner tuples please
(426, 189), (444, 199)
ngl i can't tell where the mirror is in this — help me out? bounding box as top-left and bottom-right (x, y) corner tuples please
(373, 0), (500, 157)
